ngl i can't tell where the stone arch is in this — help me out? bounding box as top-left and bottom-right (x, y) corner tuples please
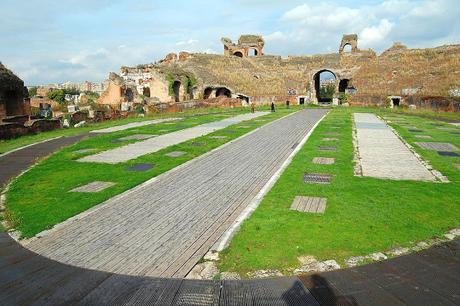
(125, 88), (134, 102)
(339, 79), (350, 93)
(173, 81), (181, 102)
(339, 34), (358, 53)
(342, 44), (352, 53)
(203, 87), (213, 99)
(233, 51), (243, 58)
(216, 87), (231, 98)
(313, 70), (337, 104)
(143, 87), (151, 97)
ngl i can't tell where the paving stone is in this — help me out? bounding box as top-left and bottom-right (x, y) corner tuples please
(438, 151), (460, 157)
(303, 173), (332, 184)
(238, 125), (251, 129)
(416, 142), (458, 151)
(387, 247), (410, 257)
(74, 149), (96, 154)
(294, 260), (340, 274)
(312, 157), (335, 165)
(247, 270), (283, 279)
(290, 196), (327, 213)
(322, 137), (339, 141)
(223, 130), (236, 134)
(70, 181), (116, 193)
(437, 127), (456, 131)
(190, 142), (206, 147)
(165, 151), (186, 158)
(220, 272), (241, 280)
(127, 163), (154, 172)
(158, 129), (170, 133)
(318, 146), (337, 151)
(209, 136), (227, 139)
(414, 135), (432, 139)
(118, 134), (157, 141)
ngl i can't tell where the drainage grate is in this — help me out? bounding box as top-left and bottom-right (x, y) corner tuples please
(324, 132), (340, 136)
(118, 134), (156, 141)
(450, 132), (460, 135)
(290, 196), (327, 214)
(318, 146), (337, 151)
(209, 136), (227, 139)
(408, 129), (423, 133)
(165, 151), (186, 157)
(438, 151), (460, 157)
(127, 163), (154, 172)
(313, 157), (335, 165)
(224, 130), (236, 134)
(415, 135), (432, 139)
(303, 173), (332, 184)
(416, 142), (458, 152)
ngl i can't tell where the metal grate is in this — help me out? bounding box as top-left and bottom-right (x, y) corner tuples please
(303, 173), (332, 184)
(127, 163), (154, 172)
(191, 142), (205, 147)
(118, 134), (156, 141)
(318, 146), (337, 151)
(450, 132), (460, 135)
(409, 129), (423, 133)
(209, 136), (227, 139)
(438, 151), (460, 157)
(415, 135), (432, 139)
(291, 196), (327, 213)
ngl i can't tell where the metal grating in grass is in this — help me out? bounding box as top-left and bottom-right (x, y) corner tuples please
(303, 173), (332, 184)
(127, 163), (154, 172)
(118, 134), (157, 141)
(438, 151), (460, 157)
(165, 151), (187, 157)
(416, 142), (458, 152)
(318, 146), (337, 152)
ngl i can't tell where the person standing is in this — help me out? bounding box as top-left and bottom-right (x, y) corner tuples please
(251, 102), (255, 113)
(286, 100), (290, 109)
(271, 102), (275, 112)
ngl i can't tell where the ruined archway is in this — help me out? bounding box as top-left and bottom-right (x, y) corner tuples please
(342, 44), (352, 53)
(233, 51), (243, 58)
(203, 87), (213, 99)
(248, 48), (258, 57)
(216, 87), (231, 98)
(173, 81), (181, 102)
(125, 88), (134, 102)
(143, 87), (151, 97)
(314, 70), (337, 104)
(339, 79), (350, 93)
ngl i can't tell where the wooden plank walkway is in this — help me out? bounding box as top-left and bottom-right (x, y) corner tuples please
(1, 232), (459, 304)
(354, 113), (436, 181)
(27, 109), (328, 278)
(79, 112), (269, 164)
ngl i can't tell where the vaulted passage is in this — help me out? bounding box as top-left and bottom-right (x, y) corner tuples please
(143, 87), (150, 97)
(233, 51), (243, 58)
(216, 87), (231, 98)
(173, 81), (181, 102)
(125, 88), (134, 102)
(339, 79), (350, 93)
(203, 87), (213, 99)
(314, 70), (336, 104)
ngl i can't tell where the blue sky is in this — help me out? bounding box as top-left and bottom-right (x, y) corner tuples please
(1, 0), (459, 85)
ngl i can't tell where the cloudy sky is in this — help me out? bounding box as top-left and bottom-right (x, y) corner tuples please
(1, 0), (459, 85)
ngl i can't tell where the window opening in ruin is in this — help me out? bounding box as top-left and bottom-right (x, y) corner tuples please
(143, 87), (151, 97)
(204, 87), (213, 99)
(314, 70), (336, 104)
(173, 81), (181, 102)
(233, 51), (243, 58)
(125, 88), (134, 102)
(392, 98), (400, 107)
(299, 97), (305, 105)
(339, 79), (350, 93)
(216, 87), (231, 98)
(249, 49), (258, 57)
(343, 44), (352, 53)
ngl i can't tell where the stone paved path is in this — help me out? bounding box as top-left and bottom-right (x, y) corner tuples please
(354, 113), (436, 181)
(27, 109), (328, 278)
(91, 118), (180, 134)
(79, 112), (269, 164)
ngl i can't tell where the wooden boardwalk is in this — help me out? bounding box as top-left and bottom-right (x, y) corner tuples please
(27, 109), (328, 278)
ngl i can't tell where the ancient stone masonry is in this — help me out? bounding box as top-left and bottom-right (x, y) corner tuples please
(222, 35), (265, 58)
(97, 33), (460, 111)
(0, 62), (30, 120)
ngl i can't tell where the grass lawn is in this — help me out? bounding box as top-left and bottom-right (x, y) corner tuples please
(380, 107), (460, 122)
(4, 105), (302, 238)
(219, 107), (460, 276)
(0, 107), (252, 155)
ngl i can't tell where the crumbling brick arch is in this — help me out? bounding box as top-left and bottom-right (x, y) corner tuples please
(233, 51), (244, 58)
(203, 87), (214, 99)
(313, 69), (338, 104)
(216, 87), (232, 98)
(339, 34), (358, 53)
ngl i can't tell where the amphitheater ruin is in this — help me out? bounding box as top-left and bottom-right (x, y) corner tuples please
(97, 34), (460, 112)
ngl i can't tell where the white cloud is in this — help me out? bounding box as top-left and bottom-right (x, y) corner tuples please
(360, 19), (394, 49)
(176, 39), (199, 46)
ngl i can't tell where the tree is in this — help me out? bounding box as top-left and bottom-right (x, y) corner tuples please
(28, 87), (37, 97)
(47, 89), (66, 104)
(320, 84), (335, 99)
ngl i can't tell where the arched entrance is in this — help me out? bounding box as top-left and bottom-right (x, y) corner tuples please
(216, 87), (231, 98)
(342, 44), (352, 53)
(203, 87), (213, 99)
(339, 79), (350, 93)
(173, 81), (181, 102)
(125, 88), (134, 102)
(233, 51), (243, 58)
(314, 70), (337, 104)
(143, 87), (151, 97)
